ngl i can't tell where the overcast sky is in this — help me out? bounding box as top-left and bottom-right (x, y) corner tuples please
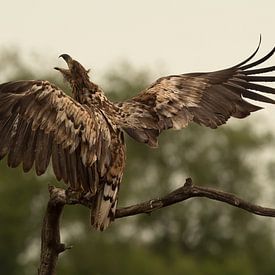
(1, 0), (275, 76)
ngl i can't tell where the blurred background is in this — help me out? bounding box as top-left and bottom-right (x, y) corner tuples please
(1, 0), (275, 274)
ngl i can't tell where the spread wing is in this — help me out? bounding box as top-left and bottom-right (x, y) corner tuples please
(117, 44), (275, 147)
(0, 80), (112, 193)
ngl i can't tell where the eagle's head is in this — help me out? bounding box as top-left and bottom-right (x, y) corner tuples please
(54, 54), (90, 87)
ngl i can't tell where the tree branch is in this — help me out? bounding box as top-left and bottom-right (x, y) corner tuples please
(38, 178), (275, 274)
(38, 186), (67, 275)
(115, 178), (275, 218)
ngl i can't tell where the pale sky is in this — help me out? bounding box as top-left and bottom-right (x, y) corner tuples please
(1, 0), (275, 77)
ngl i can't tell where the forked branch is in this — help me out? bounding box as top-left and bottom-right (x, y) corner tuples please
(38, 178), (275, 274)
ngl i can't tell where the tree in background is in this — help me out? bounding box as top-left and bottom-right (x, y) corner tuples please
(0, 51), (275, 275)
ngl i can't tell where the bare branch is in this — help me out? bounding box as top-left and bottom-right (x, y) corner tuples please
(38, 178), (275, 274)
(115, 178), (275, 218)
(38, 186), (67, 275)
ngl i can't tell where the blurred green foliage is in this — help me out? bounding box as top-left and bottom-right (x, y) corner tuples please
(0, 50), (275, 274)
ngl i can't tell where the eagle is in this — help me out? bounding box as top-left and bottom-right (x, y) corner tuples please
(0, 43), (275, 231)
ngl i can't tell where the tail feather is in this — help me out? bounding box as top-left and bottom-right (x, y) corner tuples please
(90, 182), (119, 231)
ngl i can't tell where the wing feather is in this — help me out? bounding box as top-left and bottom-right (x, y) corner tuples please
(22, 127), (38, 172)
(117, 45), (275, 146)
(7, 118), (29, 168)
(51, 143), (62, 181)
(0, 80), (112, 193)
(0, 113), (19, 159)
(34, 130), (52, 176)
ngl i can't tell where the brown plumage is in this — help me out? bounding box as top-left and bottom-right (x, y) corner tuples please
(0, 42), (275, 230)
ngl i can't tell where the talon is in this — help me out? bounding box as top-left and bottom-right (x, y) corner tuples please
(83, 191), (96, 200)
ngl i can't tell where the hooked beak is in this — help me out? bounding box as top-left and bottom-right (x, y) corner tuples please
(54, 54), (73, 72)
(59, 54), (73, 64)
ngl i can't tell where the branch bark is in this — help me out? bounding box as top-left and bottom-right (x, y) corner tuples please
(38, 187), (67, 275)
(115, 178), (275, 218)
(38, 178), (275, 274)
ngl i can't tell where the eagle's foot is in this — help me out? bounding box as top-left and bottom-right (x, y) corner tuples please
(65, 188), (83, 203)
(83, 191), (96, 201)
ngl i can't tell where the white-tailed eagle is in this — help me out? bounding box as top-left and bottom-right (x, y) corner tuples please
(0, 42), (275, 230)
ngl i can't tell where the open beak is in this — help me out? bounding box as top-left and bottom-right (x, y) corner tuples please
(59, 54), (73, 64)
(54, 54), (73, 72)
